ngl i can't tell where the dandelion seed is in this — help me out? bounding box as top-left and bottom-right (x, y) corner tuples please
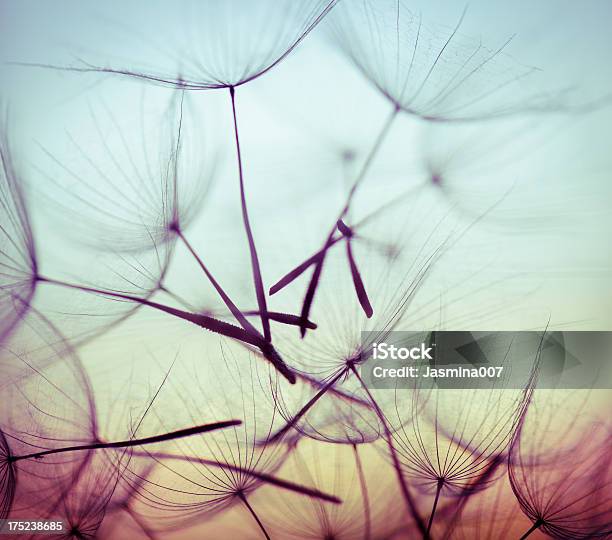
(36, 90), (213, 255)
(113, 343), (336, 537)
(327, 0), (556, 122)
(1, 328), (240, 537)
(263, 441), (398, 540)
(0, 111), (38, 346)
(270, 0), (569, 334)
(0, 307), (99, 521)
(0, 113), (176, 345)
(509, 390), (612, 539)
(16, 0), (339, 346)
(0, 113), (294, 380)
(387, 332), (541, 537)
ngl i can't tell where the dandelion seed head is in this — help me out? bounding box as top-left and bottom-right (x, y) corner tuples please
(328, 0), (557, 121)
(0, 118), (38, 346)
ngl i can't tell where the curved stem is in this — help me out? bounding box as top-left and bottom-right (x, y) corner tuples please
(345, 237), (373, 318)
(349, 364), (428, 538)
(344, 107), (399, 207)
(12, 420), (241, 462)
(229, 86), (271, 343)
(131, 450), (341, 503)
(519, 519), (543, 540)
(269, 236), (341, 295)
(37, 275), (295, 383)
(37, 276), (255, 342)
(268, 182), (424, 297)
(243, 310), (317, 330)
(238, 492), (271, 540)
(295, 371), (370, 408)
(296, 107), (399, 336)
(439, 456), (504, 540)
(123, 505), (158, 540)
(353, 444), (372, 540)
(426, 479), (444, 538)
(176, 228), (259, 336)
(267, 367), (348, 443)
(158, 283), (197, 311)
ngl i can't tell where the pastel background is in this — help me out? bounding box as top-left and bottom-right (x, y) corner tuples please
(1, 1), (610, 538)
